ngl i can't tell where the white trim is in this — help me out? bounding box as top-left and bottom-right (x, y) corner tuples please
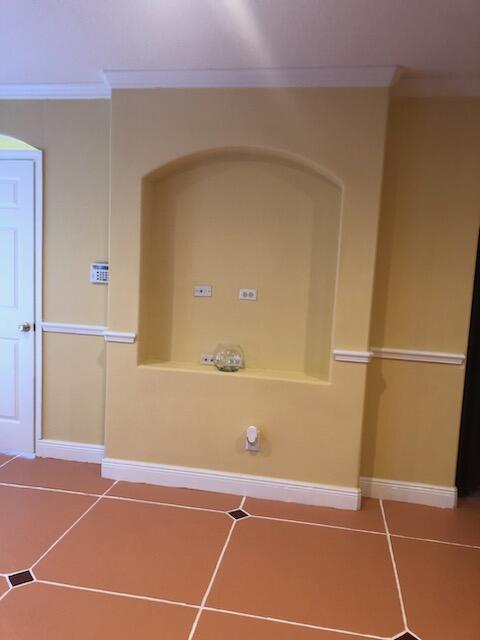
(41, 322), (107, 337)
(102, 66), (399, 89)
(0, 83), (110, 100)
(101, 458), (361, 510)
(393, 75), (480, 97)
(0, 149), (42, 455)
(360, 477), (457, 509)
(36, 439), (105, 464)
(333, 349), (372, 364)
(104, 330), (136, 344)
(41, 323), (136, 343)
(371, 347), (465, 365)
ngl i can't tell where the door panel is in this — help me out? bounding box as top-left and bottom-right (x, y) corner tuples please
(0, 339), (18, 419)
(0, 160), (34, 453)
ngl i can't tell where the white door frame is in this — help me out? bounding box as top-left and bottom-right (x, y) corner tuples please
(0, 149), (43, 454)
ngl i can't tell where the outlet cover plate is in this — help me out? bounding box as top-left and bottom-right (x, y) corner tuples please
(194, 285), (212, 297)
(239, 288), (257, 301)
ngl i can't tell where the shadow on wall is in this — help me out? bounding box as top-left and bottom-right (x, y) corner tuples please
(360, 120), (399, 476)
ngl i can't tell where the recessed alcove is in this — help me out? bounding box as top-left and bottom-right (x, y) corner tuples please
(138, 149), (341, 383)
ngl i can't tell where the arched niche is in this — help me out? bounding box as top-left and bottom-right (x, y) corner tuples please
(138, 148), (342, 382)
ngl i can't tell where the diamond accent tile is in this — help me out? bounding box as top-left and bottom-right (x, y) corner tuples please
(228, 509), (249, 520)
(8, 570), (34, 587)
(396, 633), (420, 640)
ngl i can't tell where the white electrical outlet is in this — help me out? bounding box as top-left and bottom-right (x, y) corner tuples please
(194, 285), (212, 297)
(200, 353), (215, 365)
(246, 425), (260, 451)
(239, 288), (257, 300)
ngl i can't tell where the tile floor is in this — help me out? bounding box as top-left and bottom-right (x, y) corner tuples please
(0, 454), (479, 640)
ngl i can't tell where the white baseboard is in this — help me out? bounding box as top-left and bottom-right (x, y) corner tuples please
(102, 458), (361, 510)
(36, 439), (105, 464)
(0, 448), (35, 459)
(360, 476), (457, 508)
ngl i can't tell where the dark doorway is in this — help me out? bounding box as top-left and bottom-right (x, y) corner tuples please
(456, 229), (480, 497)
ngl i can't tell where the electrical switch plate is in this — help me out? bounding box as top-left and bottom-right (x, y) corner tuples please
(239, 288), (257, 300)
(194, 285), (212, 297)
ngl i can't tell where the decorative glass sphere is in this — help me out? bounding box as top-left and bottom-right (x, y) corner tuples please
(213, 344), (244, 372)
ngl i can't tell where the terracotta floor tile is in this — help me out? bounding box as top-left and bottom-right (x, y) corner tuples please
(393, 537), (480, 640)
(0, 582), (196, 640)
(384, 499), (480, 547)
(244, 496), (384, 532)
(108, 481), (241, 511)
(207, 518), (403, 637)
(0, 453), (14, 467)
(35, 498), (232, 604)
(0, 485), (95, 573)
(0, 577), (8, 598)
(195, 610), (371, 640)
(0, 457), (113, 495)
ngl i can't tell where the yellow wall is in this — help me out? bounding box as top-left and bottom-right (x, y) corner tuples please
(42, 333), (106, 444)
(362, 97), (480, 485)
(3, 92), (475, 490)
(0, 101), (110, 444)
(138, 152), (341, 379)
(105, 88), (389, 488)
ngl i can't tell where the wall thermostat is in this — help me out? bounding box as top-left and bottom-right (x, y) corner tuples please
(90, 262), (109, 284)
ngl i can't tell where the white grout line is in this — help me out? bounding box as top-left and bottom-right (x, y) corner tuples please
(0, 589), (11, 603)
(30, 481), (119, 571)
(187, 496), (247, 640)
(390, 533), (480, 550)
(379, 500), (408, 630)
(1, 472), (476, 555)
(203, 607), (392, 640)
(0, 481), (99, 498)
(0, 454), (20, 470)
(36, 579), (199, 609)
(251, 514), (386, 537)
(2, 475), (476, 552)
(102, 493), (226, 515)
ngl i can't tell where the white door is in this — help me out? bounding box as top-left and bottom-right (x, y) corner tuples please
(0, 159), (35, 453)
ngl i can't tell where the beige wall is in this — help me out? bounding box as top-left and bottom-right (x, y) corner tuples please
(2, 93), (476, 490)
(362, 97), (480, 485)
(42, 333), (106, 444)
(0, 100), (110, 444)
(105, 88), (389, 487)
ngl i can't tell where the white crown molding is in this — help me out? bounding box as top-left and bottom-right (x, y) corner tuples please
(0, 82), (111, 100)
(102, 66), (400, 90)
(360, 477), (457, 509)
(371, 347), (465, 365)
(41, 322), (107, 336)
(393, 75), (480, 97)
(41, 322), (136, 343)
(1, 70), (478, 98)
(104, 331), (136, 344)
(36, 439), (105, 464)
(333, 349), (373, 364)
(102, 458), (361, 510)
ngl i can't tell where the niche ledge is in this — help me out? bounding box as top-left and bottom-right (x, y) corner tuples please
(140, 360), (330, 386)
